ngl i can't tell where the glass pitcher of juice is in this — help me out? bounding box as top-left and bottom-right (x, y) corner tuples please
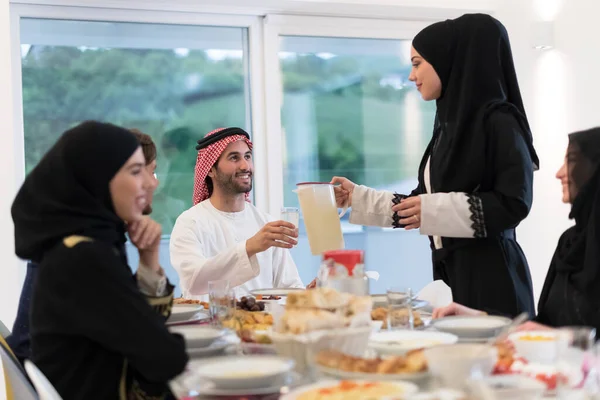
(294, 182), (347, 255)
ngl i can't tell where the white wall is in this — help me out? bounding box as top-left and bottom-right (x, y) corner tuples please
(1, 0), (600, 328)
(496, 0), (600, 304)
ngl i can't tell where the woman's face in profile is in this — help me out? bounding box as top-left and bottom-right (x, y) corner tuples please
(556, 142), (593, 204)
(408, 46), (442, 101)
(109, 147), (151, 222)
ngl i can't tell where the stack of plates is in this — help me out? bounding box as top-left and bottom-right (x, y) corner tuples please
(167, 304), (210, 325)
(169, 325), (236, 358)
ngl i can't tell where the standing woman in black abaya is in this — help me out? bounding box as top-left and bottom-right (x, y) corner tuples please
(332, 14), (539, 317)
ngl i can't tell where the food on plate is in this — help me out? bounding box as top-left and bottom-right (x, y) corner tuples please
(276, 288), (373, 334)
(493, 341), (516, 374)
(236, 296), (266, 312)
(256, 294), (281, 300)
(239, 329), (273, 345)
(517, 334), (555, 342)
(222, 309), (274, 332)
(278, 309), (346, 334)
(173, 298), (209, 309)
(492, 342), (566, 390)
(296, 380), (408, 400)
(371, 307), (423, 329)
(316, 349), (427, 374)
(286, 287), (351, 309)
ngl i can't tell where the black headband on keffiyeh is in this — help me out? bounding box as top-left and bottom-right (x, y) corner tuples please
(196, 127), (250, 151)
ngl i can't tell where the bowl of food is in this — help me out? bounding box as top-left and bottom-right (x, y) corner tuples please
(423, 343), (498, 389)
(508, 331), (559, 364)
(190, 355), (294, 389)
(431, 315), (511, 339)
(368, 330), (458, 356)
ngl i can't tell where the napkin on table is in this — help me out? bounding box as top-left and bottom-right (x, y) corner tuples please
(417, 280), (453, 309)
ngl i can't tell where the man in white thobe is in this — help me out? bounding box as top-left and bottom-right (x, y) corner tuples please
(169, 127), (305, 299)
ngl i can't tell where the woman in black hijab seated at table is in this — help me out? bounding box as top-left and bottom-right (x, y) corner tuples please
(435, 128), (600, 333)
(11, 121), (188, 399)
(332, 14), (539, 317)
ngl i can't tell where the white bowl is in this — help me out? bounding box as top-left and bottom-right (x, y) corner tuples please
(423, 343), (498, 389)
(190, 355), (294, 389)
(368, 330), (458, 356)
(509, 330), (559, 364)
(432, 315), (511, 339)
(483, 375), (546, 399)
(271, 326), (371, 373)
(168, 305), (204, 324)
(168, 326), (224, 348)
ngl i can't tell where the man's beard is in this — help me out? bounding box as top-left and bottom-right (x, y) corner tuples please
(213, 168), (253, 195)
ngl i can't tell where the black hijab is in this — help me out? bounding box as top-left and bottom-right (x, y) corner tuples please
(412, 13), (539, 193)
(12, 121), (141, 263)
(555, 128), (600, 296)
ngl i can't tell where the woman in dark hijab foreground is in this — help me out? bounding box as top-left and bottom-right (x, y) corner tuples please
(11, 121), (188, 399)
(6, 128), (160, 365)
(332, 14), (538, 317)
(434, 128), (600, 333)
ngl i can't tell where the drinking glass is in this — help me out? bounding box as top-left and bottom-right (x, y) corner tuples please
(386, 286), (414, 330)
(281, 207), (300, 229)
(208, 280), (235, 328)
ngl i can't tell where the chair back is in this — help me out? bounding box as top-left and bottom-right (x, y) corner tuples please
(25, 361), (62, 400)
(0, 337), (37, 400)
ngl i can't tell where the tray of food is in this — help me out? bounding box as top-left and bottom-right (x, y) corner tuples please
(315, 349), (429, 382)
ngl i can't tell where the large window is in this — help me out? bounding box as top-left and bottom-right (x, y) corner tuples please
(277, 35), (436, 294)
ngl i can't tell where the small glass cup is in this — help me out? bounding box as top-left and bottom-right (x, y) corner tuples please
(386, 286), (414, 330)
(208, 280), (235, 328)
(281, 207), (300, 229)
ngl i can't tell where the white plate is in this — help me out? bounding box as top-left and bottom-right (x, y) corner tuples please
(168, 326), (224, 348)
(431, 315), (511, 339)
(317, 365), (430, 383)
(187, 340), (230, 358)
(190, 355), (295, 389)
(187, 334), (240, 358)
(167, 305), (206, 324)
(166, 310), (210, 326)
(280, 379), (419, 400)
(250, 288), (305, 297)
(197, 372), (304, 396)
(369, 330), (458, 356)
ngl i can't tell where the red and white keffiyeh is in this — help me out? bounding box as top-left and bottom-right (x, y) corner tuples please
(193, 127), (253, 205)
